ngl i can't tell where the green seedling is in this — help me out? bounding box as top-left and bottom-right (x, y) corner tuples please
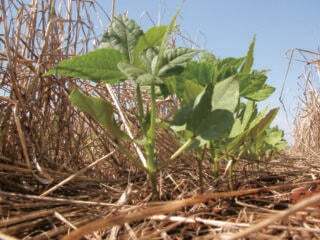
(46, 14), (197, 197)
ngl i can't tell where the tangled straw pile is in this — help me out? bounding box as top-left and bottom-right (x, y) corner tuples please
(293, 57), (320, 158)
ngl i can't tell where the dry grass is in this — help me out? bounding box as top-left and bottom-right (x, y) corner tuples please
(1, 155), (320, 239)
(293, 51), (320, 160)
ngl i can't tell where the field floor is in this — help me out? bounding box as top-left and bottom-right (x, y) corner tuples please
(1, 154), (320, 240)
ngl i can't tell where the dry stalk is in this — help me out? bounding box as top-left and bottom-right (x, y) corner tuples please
(40, 150), (116, 196)
(222, 192), (320, 240)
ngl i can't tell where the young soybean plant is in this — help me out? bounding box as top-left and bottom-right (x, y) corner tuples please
(168, 38), (286, 189)
(46, 15), (197, 197)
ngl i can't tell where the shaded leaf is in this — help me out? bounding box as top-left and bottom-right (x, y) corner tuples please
(195, 110), (234, 140)
(69, 89), (126, 139)
(187, 84), (213, 132)
(171, 105), (193, 133)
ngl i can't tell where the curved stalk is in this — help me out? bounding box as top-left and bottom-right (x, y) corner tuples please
(170, 137), (194, 161)
(106, 84), (147, 168)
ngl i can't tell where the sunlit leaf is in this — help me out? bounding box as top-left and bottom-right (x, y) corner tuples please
(249, 108), (279, 138)
(241, 36), (255, 74)
(245, 85), (275, 101)
(158, 48), (197, 77)
(134, 25), (168, 61)
(229, 118), (243, 138)
(46, 48), (125, 84)
(212, 76), (239, 112)
(241, 100), (255, 130)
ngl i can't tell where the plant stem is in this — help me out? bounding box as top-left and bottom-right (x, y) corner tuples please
(146, 83), (158, 197)
(213, 157), (220, 178)
(228, 159), (234, 190)
(136, 83), (145, 133)
(198, 145), (206, 193)
(209, 143), (219, 178)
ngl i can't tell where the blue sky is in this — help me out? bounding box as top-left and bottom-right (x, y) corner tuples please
(97, 0), (320, 142)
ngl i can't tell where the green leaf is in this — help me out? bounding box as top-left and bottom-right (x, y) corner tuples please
(264, 127), (286, 149)
(101, 15), (143, 62)
(171, 105), (193, 133)
(158, 48), (197, 77)
(187, 84), (213, 132)
(241, 36), (255, 74)
(69, 89), (126, 139)
(215, 57), (244, 82)
(164, 75), (204, 104)
(182, 80), (204, 104)
(195, 109), (234, 140)
(229, 118), (243, 138)
(264, 129), (283, 146)
(239, 71), (267, 97)
(241, 100), (255, 130)
(226, 108), (278, 152)
(275, 141), (287, 151)
(134, 25), (168, 59)
(183, 61), (215, 86)
(46, 48), (125, 84)
(117, 62), (145, 79)
(212, 76), (239, 112)
(156, 12), (179, 72)
(199, 51), (216, 64)
(249, 108), (279, 138)
(245, 85), (275, 101)
(136, 73), (163, 85)
(185, 84), (235, 140)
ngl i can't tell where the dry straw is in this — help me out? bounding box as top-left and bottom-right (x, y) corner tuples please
(293, 52), (320, 158)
